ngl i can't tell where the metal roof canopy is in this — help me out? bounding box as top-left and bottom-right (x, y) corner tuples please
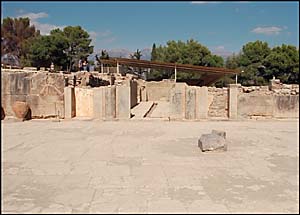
(99, 57), (240, 86)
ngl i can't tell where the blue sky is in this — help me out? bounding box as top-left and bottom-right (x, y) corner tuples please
(1, 1), (299, 58)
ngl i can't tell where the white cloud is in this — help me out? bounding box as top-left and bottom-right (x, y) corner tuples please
(18, 12), (48, 20)
(35, 23), (66, 35)
(17, 12), (64, 35)
(89, 31), (98, 46)
(89, 30), (116, 48)
(251, 26), (283, 35)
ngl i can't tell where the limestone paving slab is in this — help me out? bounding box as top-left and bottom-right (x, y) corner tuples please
(1, 119), (299, 214)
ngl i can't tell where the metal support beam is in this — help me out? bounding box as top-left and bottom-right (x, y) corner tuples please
(117, 61), (120, 74)
(174, 65), (177, 83)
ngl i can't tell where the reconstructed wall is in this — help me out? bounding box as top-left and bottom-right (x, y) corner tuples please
(71, 85), (131, 119)
(238, 85), (299, 119)
(169, 83), (209, 120)
(1, 70), (65, 118)
(2, 69), (298, 121)
(169, 83), (299, 120)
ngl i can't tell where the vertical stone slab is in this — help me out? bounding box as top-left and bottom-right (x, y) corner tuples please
(185, 87), (196, 120)
(75, 88), (94, 117)
(228, 84), (239, 119)
(64, 87), (75, 119)
(197, 86), (208, 119)
(104, 86), (116, 119)
(93, 87), (104, 119)
(116, 85), (131, 119)
(130, 80), (138, 108)
(169, 83), (186, 119)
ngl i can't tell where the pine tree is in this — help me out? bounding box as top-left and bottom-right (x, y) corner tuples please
(151, 43), (157, 61)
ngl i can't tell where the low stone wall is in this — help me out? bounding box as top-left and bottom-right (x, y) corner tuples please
(238, 85), (299, 119)
(169, 84), (210, 120)
(66, 85), (131, 119)
(1, 70), (65, 118)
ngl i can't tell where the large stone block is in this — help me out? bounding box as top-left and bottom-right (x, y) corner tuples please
(7, 72), (32, 95)
(212, 129), (226, 138)
(238, 94), (274, 118)
(30, 72), (65, 97)
(185, 87), (196, 120)
(169, 83), (186, 119)
(198, 132), (227, 152)
(29, 72), (47, 95)
(104, 86), (116, 119)
(26, 95), (63, 118)
(75, 87), (94, 117)
(130, 80), (138, 108)
(116, 85), (131, 119)
(273, 95), (299, 118)
(196, 86), (208, 119)
(64, 87), (76, 119)
(146, 81), (174, 101)
(229, 84), (240, 119)
(1, 72), (10, 95)
(93, 87), (105, 119)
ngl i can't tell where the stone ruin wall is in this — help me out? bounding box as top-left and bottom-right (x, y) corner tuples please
(1, 70), (65, 118)
(1, 69), (299, 120)
(237, 84), (299, 119)
(1, 69), (115, 119)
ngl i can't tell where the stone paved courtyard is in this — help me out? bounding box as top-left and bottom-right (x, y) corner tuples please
(1, 119), (299, 214)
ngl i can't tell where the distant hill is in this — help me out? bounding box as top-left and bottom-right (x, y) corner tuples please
(91, 48), (152, 61)
(90, 48), (232, 62)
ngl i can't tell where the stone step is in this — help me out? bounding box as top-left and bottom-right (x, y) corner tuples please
(131, 101), (154, 119)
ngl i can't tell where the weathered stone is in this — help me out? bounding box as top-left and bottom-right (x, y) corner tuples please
(104, 86), (116, 119)
(23, 67), (37, 71)
(1, 106), (5, 120)
(12, 101), (31, 120)
(197, 86), (208, 119)
(185, 87), (196, 120)
(229, 84), (240, 119)
(198, 133), (227, 152)
(280, 89), (291, 94)
(208, 88), (228, 118)
(212, 130), (226, 139)
(116, 85), (131, 119)
(146, 81), (174, 102)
